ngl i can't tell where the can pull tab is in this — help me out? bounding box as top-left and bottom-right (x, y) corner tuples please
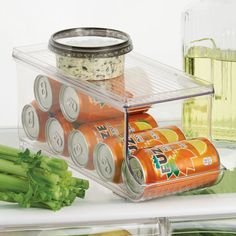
(67, 98), (78, 112)
(134, 168), (143, 183)
(53, 131), (63, 147)
(73, 144), (82, 156)
(39, 81), (48, 99)
(101, 156), (112, 175)
(27, 110), (34, 128)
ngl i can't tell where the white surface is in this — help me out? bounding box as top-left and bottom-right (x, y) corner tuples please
(0, 0), (191, 127)
(0, 129), (236, 229)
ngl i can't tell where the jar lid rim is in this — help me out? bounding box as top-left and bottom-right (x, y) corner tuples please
(48, 27), (133, 58)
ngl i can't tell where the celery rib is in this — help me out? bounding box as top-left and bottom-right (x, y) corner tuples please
(0, 173), (28, 193)
(0, 145), (89, 211)
(0, 159), (27, 177)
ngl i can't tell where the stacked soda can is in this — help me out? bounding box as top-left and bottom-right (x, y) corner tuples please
(21, 74), (222, 200)
(21, 74), (153, 157)
(22, 75), (62, 143)
(92, 125), (222, 199)
(121, 138), (222, 199)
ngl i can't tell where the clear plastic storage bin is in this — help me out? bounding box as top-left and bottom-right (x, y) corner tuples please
(0, 218), (162, 236)
(13, 28), (224, 202)
(0, 219), (164, 236)
(170, 216), (236, 235)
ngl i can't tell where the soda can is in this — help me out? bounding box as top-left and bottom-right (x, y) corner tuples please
(127, 126), (185, 153)
(34, 75), (61, 112)
(21, 101), (49, 142)
(122, 138), (222, 200)
(59, 85), (122, 123)
(46, 112), (74, 156)
(93, 126), (185, 183)
(68, 113), (158, 170)
(127, 113), (158, 133)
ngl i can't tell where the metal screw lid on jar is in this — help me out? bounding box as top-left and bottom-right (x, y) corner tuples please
(48, 27), (133, 58)
(45, 117), (65, 154)
(93, 143), (116, 182)
(121, 157), (145, 199)
(68, 130), (89, 167)
(22, 104), (40, 140)
(34, 75), (53, 112)
(59, 85), (80, 122)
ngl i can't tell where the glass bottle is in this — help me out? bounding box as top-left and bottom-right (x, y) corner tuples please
(182, 0), (236, 147)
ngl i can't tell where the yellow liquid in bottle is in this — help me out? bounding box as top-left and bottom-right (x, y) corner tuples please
(183, 46), (236, 142)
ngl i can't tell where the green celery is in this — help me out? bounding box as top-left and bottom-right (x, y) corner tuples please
(29, 168), (60, 186)
(0, 145), (89, 211)
(75, 188), (85, 199)
(40, 156), (68, 170)
(0, 144), (19, 157)
(0, 191), (23, 203)
(72, 177), (89, 190)
(0, 159), (27, 177)
(0, 173), (28, 193)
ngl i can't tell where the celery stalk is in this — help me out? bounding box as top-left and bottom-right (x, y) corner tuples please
(0, 145), (89, 211)
(0, 144), (19, 156)
(0, 159), (27, 177)
(0, 173), (28, 193)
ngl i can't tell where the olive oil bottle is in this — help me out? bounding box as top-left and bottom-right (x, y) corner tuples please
(183, 46), (236, 143)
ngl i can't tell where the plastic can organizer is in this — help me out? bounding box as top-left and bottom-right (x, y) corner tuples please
(13, 27), (224, 201)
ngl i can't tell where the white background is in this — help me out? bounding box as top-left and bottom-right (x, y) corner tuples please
(0, 0), (192, 127)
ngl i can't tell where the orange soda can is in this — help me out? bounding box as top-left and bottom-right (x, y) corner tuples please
(45, 112), (74, 156)
(59, 85), (123, 123)
(122, 138), (222, 200)
(21, 101), (50, 142)
(93, 126), (185, 183)
(34, 75), (61, 113)
(128, 126), (185, 154)
(68, 113), (158, 170)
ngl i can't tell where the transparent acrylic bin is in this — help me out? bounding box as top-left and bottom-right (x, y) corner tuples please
(13, 43), (223, 202)
(0, 218), (162, 236)
(170, 216), (236, 235)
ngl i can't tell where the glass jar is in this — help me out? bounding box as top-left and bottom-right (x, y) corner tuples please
(182, 0), (236, 147)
